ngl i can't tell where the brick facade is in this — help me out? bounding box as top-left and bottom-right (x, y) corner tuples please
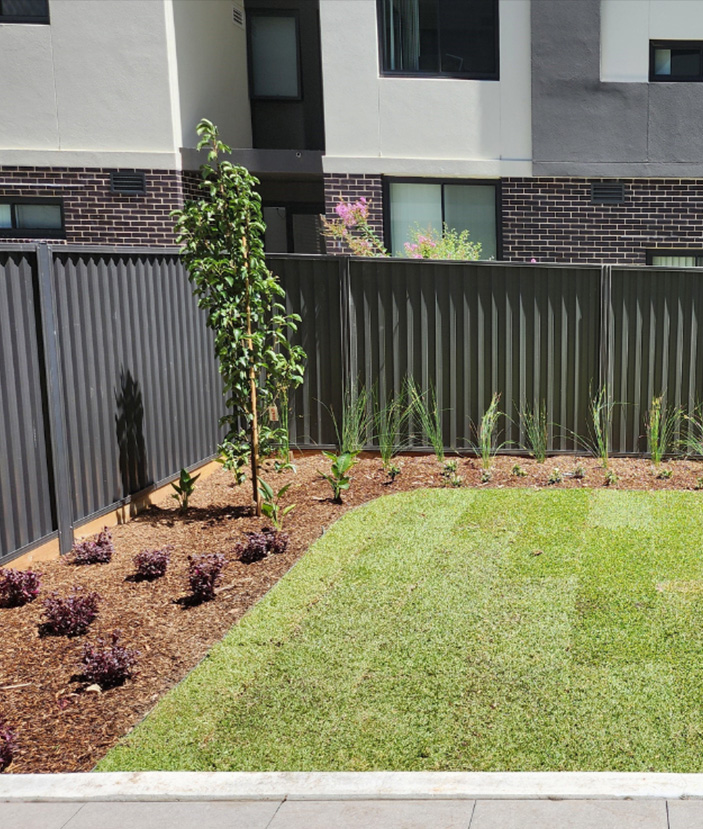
(0, 167), (200, 246)
(323, 173), (384, 253)
(502, 177), (703, 264)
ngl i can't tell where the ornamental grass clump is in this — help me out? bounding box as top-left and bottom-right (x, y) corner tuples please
(0, 568), (41, 607)
(79, 631), (139, 689)
(41, 588), (101, 637)
(71, 528), (114, 565)
(133, 547), (171, 581)
(0, 721), (16, 772)
(187, 553), (226, 602)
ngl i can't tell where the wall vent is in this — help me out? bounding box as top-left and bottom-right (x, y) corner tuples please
(232, 3), (244, 27)
(591, 182), (625, 205)
(110, 172), (146, 195)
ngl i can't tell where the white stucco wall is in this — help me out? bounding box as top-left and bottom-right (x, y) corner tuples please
(601, 0), (703, 82)
(170, 0), (251, 152)
(319, 0), (532, 177)
(0, 0), (178, 167)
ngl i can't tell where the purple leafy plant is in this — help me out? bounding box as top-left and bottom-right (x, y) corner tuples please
(235, 529), (289, 564)
(0, 721), (16, 772)
(0, 568), (41, 607)
(133, 547), (171, 580)
(71, 528), (114, 565)
(41, 587), (101, 637)
(79, 631), (139, 689)
(187, 553), (226, 602)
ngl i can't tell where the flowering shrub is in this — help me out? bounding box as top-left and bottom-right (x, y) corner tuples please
(80, 631), (139, 689)
(322, 198), (388, 257)
(404, 224), (481, 261)
(0, 568), (41, 607)
(187, 553), (226, 602)
(0, 721), (16, 772)
(41, 588), (101, 636)
(71, 528), (114, 565)
(133, 547), (171, 580)
(235, 529), (289, 564)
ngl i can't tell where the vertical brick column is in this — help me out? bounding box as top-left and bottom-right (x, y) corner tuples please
(323, 173), (385, 254)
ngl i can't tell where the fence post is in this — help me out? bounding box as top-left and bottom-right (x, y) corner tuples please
(599, 264), (613, 392)
(36, 243), (74, 554)
(338, 256), (355, 396)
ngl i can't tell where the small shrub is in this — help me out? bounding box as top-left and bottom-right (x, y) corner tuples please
(0, 721), (16, 772)
(477, 393), (503, 470)
(133, 547), (171, 580)
(263, 528), (289, 556)
(258, 479), (296, 530)
(441, 459), (462, 487)
(572, 464), (586, 479)
(695, 476), (703, 491)
(187, 553), (226, 602)
(171, 468), (200, 513)
(480, 468), (493, 484)
(511, 464), (527, 477)
(406, 379), (444, 464)
(41, 588), (101, 637)
(646, 396), (680, 466)
(655, 467), (673, 480)
(319, 450), (358, 504)
(71, 528), (114, 565)
(80, 631), (139, 689)
(548, 468), (563, 485)
(0, 568), (41, 607)
(386, 463), (401, 483)
(604, 468), (618, 487)
(519, 400), (549, 463)
(235, 530), (289, 564)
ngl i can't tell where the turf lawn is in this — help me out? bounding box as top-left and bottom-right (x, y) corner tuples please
(100, 488), (703, 772)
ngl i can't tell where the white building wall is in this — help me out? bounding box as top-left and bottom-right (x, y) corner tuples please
(601, 0), (703, 82)
(319, 0), (532, 177)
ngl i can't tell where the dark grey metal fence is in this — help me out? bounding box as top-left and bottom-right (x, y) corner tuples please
(4, 248), (703, 564)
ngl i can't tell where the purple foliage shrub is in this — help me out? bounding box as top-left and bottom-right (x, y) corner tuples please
(235, 529), (289, 564)
(133, 547), (171, 580)
(0, 722), (16, 772)
(187, 553), (226, 602)
(80, 631), (139, 689)
(41, 588), (101, 636)
(0, 568), (41, 607)
(71, 528), (114, 565)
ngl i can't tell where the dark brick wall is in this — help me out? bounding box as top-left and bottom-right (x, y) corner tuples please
(502, 177), (703, 264)
(323, 173), (384, 253)
(0, 167), (200, 246)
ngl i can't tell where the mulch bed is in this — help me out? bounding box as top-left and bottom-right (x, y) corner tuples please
(2, 451), (703, 774)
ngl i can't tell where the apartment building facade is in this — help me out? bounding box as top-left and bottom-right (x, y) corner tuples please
(3, 0), (703, 265)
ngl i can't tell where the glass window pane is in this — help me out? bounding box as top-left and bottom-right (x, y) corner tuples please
(263, 206), (288, 252)
(250, 15), (299, 98)
(1, 0), (48, 18)
(0, 205), (11, 228)
(671, 48), (701, 77)
(389, 182), (442, 255)
(382, 0), (439, 73)
(14, 204), (62, 229)
(292, 213), (324, 254)
(439, 0), (497, 76)
(443, 184), (496, 260)
(654, 48), (672, 76)
(651, 255), (699, 267)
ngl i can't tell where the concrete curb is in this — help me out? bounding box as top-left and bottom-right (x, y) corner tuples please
(2, 772), (703, 802)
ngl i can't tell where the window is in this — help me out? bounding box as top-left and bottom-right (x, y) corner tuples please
(0, 0), (49, 23)
(647, 251), (703, 267)
(650, 41), (703, 81)
(0, 200), (64, 238)
(378, 0), (498, 79)
(386, 179), (499, 259)
(248, 11), (301, 99)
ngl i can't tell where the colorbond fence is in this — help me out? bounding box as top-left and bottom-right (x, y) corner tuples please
(3, 248), (703, 564)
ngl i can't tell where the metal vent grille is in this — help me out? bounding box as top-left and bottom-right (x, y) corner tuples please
(591, 182), (625, 204)
(110, 171), (146, 195)
(232, 3), (244, 27)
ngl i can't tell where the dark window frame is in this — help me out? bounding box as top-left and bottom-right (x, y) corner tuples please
(646, 249), (703, 266)
(649, 40), (703, 82)
(246, 8), (303, 102)
(382, 176), (503, 259)
(262, 200), (325, 253)
(376, 0), (500, 81)
(0, 0), (50, 23)
(0, 198), (65, 239)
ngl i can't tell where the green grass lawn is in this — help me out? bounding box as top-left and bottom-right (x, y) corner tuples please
(99, 488), (703, 772)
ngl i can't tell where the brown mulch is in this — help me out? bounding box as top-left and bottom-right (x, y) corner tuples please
(2, 451), (703, 774)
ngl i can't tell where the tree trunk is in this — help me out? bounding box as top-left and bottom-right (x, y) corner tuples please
(243, 234), (261, 516)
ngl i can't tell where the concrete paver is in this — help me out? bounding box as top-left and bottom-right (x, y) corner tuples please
(267, 799), (476, 829)
(470, 799), (669, 829)
(0, 801), (84, 829)
(667, 800), (703, 829)
(61, 799), (283, 829)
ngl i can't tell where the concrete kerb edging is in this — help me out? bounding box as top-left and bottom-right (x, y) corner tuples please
(3, 772), (703, 802)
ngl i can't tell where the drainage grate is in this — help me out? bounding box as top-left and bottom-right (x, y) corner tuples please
(591, 182), (625, 204)
(110, 171), (146, 195)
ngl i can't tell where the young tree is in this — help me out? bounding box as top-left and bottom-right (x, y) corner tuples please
(173, 119), (305, 514)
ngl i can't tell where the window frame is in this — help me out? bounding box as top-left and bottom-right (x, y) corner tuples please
(646, 250), (703, 266)
(376, 0), (500, 81)
(0, 198), (65, 239)
(382, 176), (503, 260)
(246, 8), (303, 102)
(0, 0), (50, 24)
(649, 40), (703, 82)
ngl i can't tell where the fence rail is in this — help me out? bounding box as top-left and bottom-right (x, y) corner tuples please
(2, 248), (703, 564)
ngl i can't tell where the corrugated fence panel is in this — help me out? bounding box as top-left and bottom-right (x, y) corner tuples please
(610, 266), (703, 453)
(271, 255), (343, 447)
(349, 259), (602, 452)
(0, 252), (56, 560)
(52, 251), (223, 524)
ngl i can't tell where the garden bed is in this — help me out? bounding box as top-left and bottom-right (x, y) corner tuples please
(2, 452), (703, 773)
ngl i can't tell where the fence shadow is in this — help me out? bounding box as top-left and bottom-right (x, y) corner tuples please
(115, 368), (150, 497)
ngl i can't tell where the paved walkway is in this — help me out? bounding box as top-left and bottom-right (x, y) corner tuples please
(3, 773), (703, 828)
